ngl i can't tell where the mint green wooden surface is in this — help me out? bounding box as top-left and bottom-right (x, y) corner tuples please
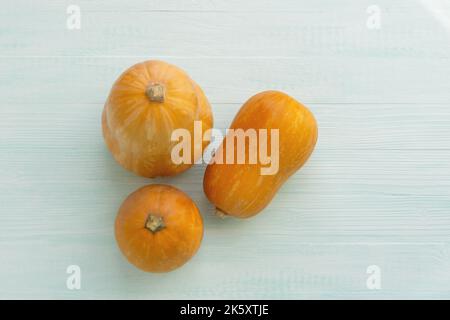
(1, 0), (449, 299)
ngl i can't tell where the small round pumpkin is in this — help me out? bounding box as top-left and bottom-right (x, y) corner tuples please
(102, 60), (213, 178)
(115, 184), (203, 273)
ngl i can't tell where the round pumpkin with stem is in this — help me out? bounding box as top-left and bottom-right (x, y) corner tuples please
(102, 60), (213, 178)
(115, 184), (203, 273)
(203, 90), (318, 219)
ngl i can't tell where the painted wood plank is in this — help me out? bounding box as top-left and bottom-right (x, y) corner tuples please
(1, 241), (449, 299)
(0, 56), (449, 104)
(2, 2), (449, 60)
(2, 4), (449, 57)
(2, 103), (450, 150)
(3, 0), (442, 13)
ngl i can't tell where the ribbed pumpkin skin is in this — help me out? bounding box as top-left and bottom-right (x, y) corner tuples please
(115, 184), (203, 273)
(102, 60), (213, 178)
(203, 91), (318, 218)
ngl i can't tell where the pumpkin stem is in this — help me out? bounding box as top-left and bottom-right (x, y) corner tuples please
(215, 208), (228, 219)
(145, 214), (165, 233)
(146, 83), (165, 103)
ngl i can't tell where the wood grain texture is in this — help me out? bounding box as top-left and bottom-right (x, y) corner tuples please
(0, 0), (449, 299)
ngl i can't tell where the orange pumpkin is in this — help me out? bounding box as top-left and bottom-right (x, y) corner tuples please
(203, 91), (318, 218)
(115, 184), (203, 273)
(102, 60), (213, 178)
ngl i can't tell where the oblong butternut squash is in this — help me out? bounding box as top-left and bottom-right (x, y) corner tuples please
(203, 91), (318, 218)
